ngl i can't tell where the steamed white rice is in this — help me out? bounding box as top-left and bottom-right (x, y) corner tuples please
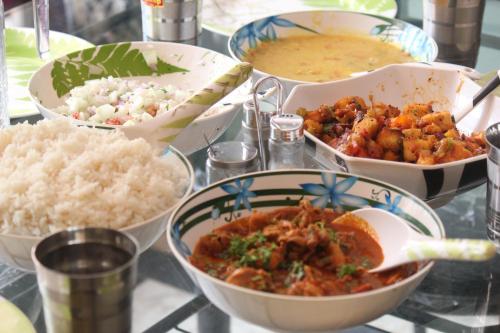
(55, 77), (193, 126)
(0, 119), (189, 236)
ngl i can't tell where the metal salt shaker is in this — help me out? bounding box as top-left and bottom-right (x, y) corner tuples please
(141, 0), (202, 44)
(268, 113), (305, 170)
(206, 141), (259, 185)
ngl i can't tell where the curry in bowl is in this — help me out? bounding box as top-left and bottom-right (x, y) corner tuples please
(190, 200), (418, 296)
(243, 33), (415, 82)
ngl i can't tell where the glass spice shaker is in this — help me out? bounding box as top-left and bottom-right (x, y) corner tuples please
(241, 99), (274, 159)
(268, 113), (305, 170)
(206, 141), (259, 185)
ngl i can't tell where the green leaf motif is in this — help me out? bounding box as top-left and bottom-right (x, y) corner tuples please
(50, 42), (190, 97)
(156, 58), (189, 75)
(189, 91), (225, 105)
(159, 134), (178, 143)
(162, 115), (197, 129)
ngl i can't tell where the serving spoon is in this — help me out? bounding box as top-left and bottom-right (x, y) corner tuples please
(350, 208), (497, 273)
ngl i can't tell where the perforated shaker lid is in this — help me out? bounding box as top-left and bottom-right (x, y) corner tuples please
(270, 114), (304, 142)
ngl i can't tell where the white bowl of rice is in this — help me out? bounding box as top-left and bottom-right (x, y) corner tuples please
(28, 41), (249, 155)
(0, 119), (194, 271)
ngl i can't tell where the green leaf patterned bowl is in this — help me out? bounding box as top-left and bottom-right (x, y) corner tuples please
(167, 169), (444, 331)
(28, 41), (252, 153)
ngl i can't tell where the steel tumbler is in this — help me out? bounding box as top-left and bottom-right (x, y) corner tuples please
(423, 0), (485, 67)
(141, 0), (202, 44)
(486, 123), (500, 250)
(32, 227), (139, 333)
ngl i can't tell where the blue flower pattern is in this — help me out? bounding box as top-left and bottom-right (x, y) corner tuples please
(230, 16), (318, 58)
(300, 173), (368, 209)
(370, 23), (436, 60)
(220, 178), (257, 211)
(374, 192), (403, 215)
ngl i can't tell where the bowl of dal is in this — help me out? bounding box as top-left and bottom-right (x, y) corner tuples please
(228, 10), (437, 93)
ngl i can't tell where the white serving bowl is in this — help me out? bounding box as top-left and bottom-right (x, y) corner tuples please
(228, 10), (437, 95)
(167, 170), (444, 331)
(0, 146), (194, 272)
(28, 41), (250, 155)
(283, 63), (499, 206)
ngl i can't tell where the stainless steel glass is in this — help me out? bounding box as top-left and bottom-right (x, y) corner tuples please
(486, 123), (500, 250)
(32, 228), (139, 333)
(141, 0), (202, 44)
(423, 0), (486, 67)
(0, 0), (9, 128)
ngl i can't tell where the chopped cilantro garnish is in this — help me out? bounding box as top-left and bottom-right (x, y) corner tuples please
(314, 221), (325, 229)
(337, 264), (357, 278)
(227, 232), (267, 259)
(289, 261), (305, 281)
(238, 252), (259, 266)
(207, 269), (218, 277)
(249, 231), (267, 245)
(257, 243), (277, 268)
(227, 236), (249, 257)
(327, 228), (337, 242)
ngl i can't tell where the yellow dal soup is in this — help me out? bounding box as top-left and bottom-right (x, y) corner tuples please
(244, 34), (415, 82)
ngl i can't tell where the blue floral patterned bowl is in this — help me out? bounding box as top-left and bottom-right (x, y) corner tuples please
(228, 10), (438, 93)
(167, 169), (443, 331)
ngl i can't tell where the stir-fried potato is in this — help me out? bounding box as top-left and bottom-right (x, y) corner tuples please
(299, 97), (486, 164)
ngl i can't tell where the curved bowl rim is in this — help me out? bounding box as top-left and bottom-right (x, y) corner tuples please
(28, 41), (241, 126)
(0, 145), (194, 241)
(227, 9), (439, 83)
(203, 1), (399, 37)
(282, 62), (487, 170)
(167, 168), (443, 302)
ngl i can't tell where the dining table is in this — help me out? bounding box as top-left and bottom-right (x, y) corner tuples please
(3, 0), (500, 332)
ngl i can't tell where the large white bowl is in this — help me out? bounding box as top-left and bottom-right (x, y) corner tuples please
(0, 146), (194, 272)
(283, 63), (498, 206)
(167, 170), (444, 331)
(228, 10), (437, 95)
(28, 41), (250, 155)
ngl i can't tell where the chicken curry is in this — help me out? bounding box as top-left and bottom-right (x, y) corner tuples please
(190, 200), (418, 296)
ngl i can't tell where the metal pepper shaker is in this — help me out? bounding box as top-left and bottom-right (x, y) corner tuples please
(241, 99), (274, 159)
(268, 113), (305, 170)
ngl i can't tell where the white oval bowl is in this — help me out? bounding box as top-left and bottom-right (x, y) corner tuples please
(283, 63), (499, 206)
(28, 41), (244, 155)
(167, 169), (444, 331)
(0, 146), (194, 272)
(228, 10), (438, 95)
